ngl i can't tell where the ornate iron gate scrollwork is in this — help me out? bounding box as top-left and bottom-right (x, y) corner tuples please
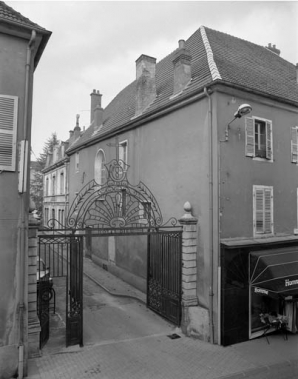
(67, 158), (177, 229)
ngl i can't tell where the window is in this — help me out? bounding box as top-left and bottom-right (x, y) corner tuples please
(0, 95), (18, 171)
(291, 127), (298, 163)
(52, 175), (56, 195)
(119, 140), (128, 166)
(253, 185), (273, 236)
(245, 117), (272, 161)
(60, 172), (64, 194)
(75, 151), (79, 172)
(45, 177), (49, 196)
(94, 149), (106, 185)
(44, 208), (49, 224)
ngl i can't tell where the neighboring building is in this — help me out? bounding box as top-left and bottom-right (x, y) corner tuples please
(42, 141), (69, 228)
(66, 26), (298, 345)
(29, 160), (43, 215)
(0, 2), (51, 378)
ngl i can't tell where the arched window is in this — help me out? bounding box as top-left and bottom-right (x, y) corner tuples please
(94, 149), (106, 185)
(60, 172), (64, 194)
(45, 177), (49, 196)
(52, 175), (56, 195)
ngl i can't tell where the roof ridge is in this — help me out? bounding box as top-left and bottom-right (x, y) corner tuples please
(203, 25), (296, 67)
(200, 26), (222, 81)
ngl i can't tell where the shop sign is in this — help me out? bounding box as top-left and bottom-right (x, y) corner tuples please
(254, 287), (269, 295)
(285, 279), (298, 287)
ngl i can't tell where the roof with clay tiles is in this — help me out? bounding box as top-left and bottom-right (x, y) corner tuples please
(0, 1), (46, 30)
(67, 26), (298, 153)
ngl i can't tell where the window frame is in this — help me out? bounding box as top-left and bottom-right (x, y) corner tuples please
(52, 174), (56, 196)
(94, 149), (106, 186)
(253, 185), (274, 237)
(245, 116), (273, 162)
(60, 171), (64, 195)
(119, 140), (128, 167)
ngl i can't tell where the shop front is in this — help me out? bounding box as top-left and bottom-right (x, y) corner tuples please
(221, 239), (298, 346)
(249, 248), (298, 339)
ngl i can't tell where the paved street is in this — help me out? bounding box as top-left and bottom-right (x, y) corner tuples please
(27, 258), (298, 379)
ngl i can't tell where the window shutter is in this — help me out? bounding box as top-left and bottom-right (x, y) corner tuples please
(291, 127), (298, 163)
(245, 117), (255, 157)
(255, 188), (264, 233)
(264, 188), (273, 233)
(0, 95), (18, 171)
(265, 121), (273, 160)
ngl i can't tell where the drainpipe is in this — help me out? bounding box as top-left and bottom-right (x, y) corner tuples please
(18, 30), (36, 379)
(204, 87), (214, 344)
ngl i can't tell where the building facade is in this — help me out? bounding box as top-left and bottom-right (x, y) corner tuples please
(65, 26), (298, 345)
(0, 2), (51, 378)
(43, 141), (69, 228)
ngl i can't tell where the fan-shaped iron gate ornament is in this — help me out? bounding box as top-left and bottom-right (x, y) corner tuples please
(67, 158), (177, 229)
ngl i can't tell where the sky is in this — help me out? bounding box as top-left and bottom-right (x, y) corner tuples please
(5, 0), (298, 159)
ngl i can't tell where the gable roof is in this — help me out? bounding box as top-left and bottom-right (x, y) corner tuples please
(67, 26), (298, 154)
(0, 1), (51, 68)
(0, 1), (45, 30)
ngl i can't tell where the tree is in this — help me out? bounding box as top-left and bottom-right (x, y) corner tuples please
(30, 133), (59, 217)
(38, 132), (59, 170)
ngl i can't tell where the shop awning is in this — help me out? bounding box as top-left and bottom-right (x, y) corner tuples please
(250, 248), (298, 295)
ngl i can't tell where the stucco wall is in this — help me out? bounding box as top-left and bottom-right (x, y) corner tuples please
(0, 33), (28, 377)
(68, 98), (211, 307)
(217, 90), (298, 238)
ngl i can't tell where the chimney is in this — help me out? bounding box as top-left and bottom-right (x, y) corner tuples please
(135, 54), (156, 117)
(90, 89), (102, 124)
(74, 114), (81, 139)
(94, 104), (103, 131)
(172, 40), (192, 97)
(266, 43), (280, 56)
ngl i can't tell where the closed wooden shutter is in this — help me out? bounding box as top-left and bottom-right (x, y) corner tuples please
(265, 121), (273, 160)
(255, 188), (264, 233)
(264, 188), (273, 232)
(291, 127), (298, 163)
(245, 117), (255, 157)
(0, 95), (18, 171)
(254, 186), (273, 235)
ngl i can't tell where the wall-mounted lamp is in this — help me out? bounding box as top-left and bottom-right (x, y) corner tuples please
(224, 104), (252, 141)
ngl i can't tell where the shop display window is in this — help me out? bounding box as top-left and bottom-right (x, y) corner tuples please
(250, 287), (280, 334)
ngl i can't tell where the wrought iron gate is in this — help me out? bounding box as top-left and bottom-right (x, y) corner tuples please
(147, 229), (182, 326)
(38, 233), (83, 348)
(37, 279), (51, 349)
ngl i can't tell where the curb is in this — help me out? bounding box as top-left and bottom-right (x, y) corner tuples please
(83, 270), (147, 305)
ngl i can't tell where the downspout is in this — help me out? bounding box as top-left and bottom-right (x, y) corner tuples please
(18, 30), (36, 379)
(204, 87), (214, 344)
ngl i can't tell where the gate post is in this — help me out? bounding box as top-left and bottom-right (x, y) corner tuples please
(179, 202), (209, 341)
(27, 217), (41, 358)
(179, 202), (198, 307)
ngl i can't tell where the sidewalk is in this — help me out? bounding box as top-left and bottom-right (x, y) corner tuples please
(26, 257), (298, 379)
